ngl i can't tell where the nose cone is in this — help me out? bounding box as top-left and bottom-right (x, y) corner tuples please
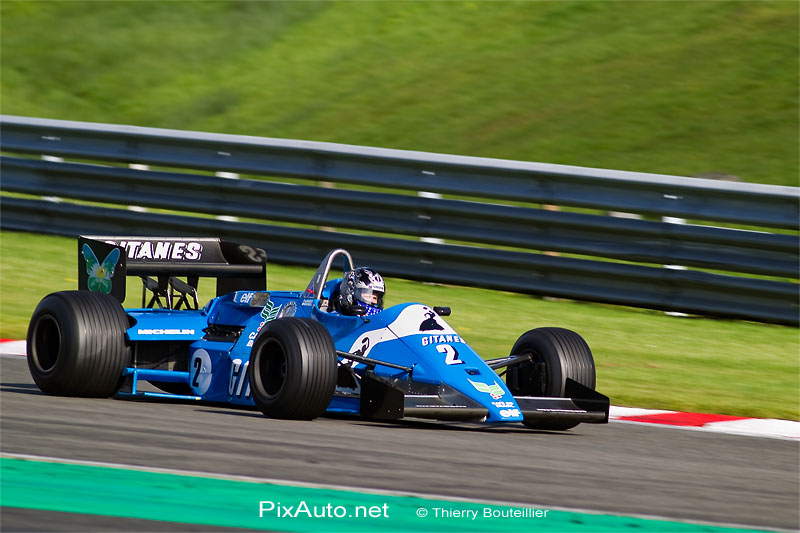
(418, 343), (521, 423)
(387, 304), (523, 423)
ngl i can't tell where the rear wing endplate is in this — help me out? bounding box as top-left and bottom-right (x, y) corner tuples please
(78, 236), (266, 308)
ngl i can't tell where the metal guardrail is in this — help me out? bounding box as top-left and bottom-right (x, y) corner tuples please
(1, 115), (798, 325)
(3, 157), (796, 278)
(2, 115), (798, 228)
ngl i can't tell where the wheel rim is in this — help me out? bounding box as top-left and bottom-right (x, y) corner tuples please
(31, 314), (61, 373)
(258, 338), (288, 398)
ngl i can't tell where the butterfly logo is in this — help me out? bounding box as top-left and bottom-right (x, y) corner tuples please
(468, 379), (506, 399)
(82, 244), (120, 294)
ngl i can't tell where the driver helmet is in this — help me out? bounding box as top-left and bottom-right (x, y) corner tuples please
(338, 267), (385, 316)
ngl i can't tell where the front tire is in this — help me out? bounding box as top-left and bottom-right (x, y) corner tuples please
(27, 290), (131, 397)
(249, 318), (337, 420)
(506, 327), (596, 430)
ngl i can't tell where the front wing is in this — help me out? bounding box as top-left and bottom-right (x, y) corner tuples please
(358, 373), (610, 425)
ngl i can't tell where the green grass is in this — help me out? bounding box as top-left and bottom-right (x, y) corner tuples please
(2, 230), (797, 420)
(1, 1), (797, 186)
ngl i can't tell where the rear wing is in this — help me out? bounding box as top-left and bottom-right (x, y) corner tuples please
(78, 236), (266, 308)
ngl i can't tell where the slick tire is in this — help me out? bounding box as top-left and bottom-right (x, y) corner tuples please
(27, 290), (131, 397)
(507, 327), (596, 431)
(249, 318), (337, 420)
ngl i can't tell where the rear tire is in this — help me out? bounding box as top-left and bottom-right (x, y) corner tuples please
(27, 290), (131, 397)
(249, 318), (337, 420)
(506, 327), (596, 431)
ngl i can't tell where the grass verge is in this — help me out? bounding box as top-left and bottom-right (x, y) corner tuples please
(1, 230), (797, 420)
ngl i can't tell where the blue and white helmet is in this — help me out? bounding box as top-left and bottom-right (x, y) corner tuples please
(339, 267), (385, 316)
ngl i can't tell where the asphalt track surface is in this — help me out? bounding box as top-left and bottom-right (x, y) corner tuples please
(1, 354), (798, 532)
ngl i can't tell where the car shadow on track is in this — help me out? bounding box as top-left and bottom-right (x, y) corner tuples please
(195, 405), (266, 418)
(344, 418), (583, 436)
(194, 407), (582, 435)
(3, 385), (588, 437)
(1, 382), (42, 395)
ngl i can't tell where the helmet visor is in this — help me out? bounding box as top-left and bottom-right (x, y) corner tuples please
(355, 287), (384, 309)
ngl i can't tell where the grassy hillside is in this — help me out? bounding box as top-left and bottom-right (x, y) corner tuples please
(1, 1), (797, 186)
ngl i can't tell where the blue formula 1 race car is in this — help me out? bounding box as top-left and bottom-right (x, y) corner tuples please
(26, 236), (609, 431)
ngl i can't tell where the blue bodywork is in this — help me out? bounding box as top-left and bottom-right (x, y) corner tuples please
(125, 284), (524, 423)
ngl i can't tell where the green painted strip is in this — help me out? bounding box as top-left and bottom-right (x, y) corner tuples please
(1, 457), (761, 532)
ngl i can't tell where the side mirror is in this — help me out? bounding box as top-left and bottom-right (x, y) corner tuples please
(433, 306), (451, 317)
